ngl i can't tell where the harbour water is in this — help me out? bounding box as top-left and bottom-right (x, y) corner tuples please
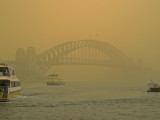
(0, 80), (160, 120)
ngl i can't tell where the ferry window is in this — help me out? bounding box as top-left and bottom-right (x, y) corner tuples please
(0, 80), (10, 87)
(0, 81), (2, 86)
(11, 82), (15, 87)
(15, 82), (17, 87)
(0, 72), (3, 76)
(10, 81), (21, 87)
(11, 81), (20, 87)
(0, 67), (9, 76)
(3, 70), (9, 76)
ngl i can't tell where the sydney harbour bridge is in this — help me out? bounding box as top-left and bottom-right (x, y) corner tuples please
(3, 40), (142, 79)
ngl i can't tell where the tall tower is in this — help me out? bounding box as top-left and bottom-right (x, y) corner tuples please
(26, 47), (37, 72)
(16, 48), (27, 68)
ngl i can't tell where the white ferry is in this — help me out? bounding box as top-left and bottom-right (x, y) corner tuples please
(47, 73), (65, 86)
(0, 63), (21, 102)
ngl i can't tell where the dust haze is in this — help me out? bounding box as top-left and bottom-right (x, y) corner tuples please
(0, 0), (160, 83)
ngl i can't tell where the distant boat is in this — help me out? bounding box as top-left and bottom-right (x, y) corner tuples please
(0, 63), (21, 102)
(147, 80), (160, 92)
(47, 73), (65, 86)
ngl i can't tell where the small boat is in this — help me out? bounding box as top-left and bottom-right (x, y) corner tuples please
(0, 63), (21, 102)
(47, 73), (65, 86)
(147, 80), (160, 92)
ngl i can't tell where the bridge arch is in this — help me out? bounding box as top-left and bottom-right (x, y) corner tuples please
(37, 40), (135, 74)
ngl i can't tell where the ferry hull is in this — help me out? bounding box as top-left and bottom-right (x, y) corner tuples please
(47, 81), (65, 86)
(0, 90), (21, 102)
(147, 88), (160, 92)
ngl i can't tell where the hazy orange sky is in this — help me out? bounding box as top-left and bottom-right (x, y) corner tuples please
(0, 0), (160, 70)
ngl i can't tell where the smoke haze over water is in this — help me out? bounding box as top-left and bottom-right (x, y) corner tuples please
(0, 0), (160, 71)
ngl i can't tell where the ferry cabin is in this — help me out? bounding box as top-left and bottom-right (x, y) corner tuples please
(0, 64), (21, 102)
